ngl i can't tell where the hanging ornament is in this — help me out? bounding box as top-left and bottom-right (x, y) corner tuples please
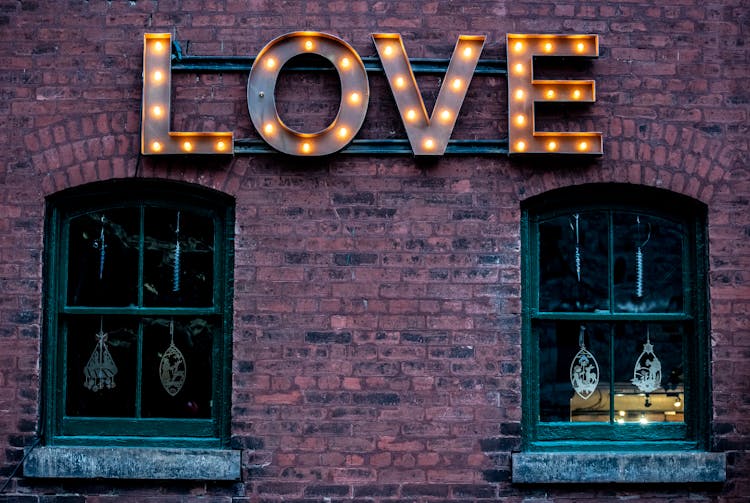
(92, 215), (107, 280)
(83, 317), (118, 392)
(570, 213), (581, 282)
(569, 325), (599, 400)
(635, 216), (651, 299)
(173, 211), (181, 292)
(159, 318), (187, 396)
(631, 327), (662, 393)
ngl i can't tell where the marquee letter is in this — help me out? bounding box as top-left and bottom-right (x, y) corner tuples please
(247, 32), (369, 157)
(373, 33), (485, 156)
(141, 33), (233, 155)
(506, 34), (602, 155)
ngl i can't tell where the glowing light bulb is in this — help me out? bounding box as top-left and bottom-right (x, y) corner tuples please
(513, 41), (523, 53)
(263, 123), (275, 135)
(394, 76), (405, 88)
(451, 78), (462, 91)
(547, 140), (558, 151)
(153, 41), (165, 52)
(405, 109), (417, 122)
(216, 140), (227, 152)
(619, 410), (626, 417)
(674, 397), (682, 408)
(439, 109), (451, 121)
(572, 89), (582, 100)
(152, 70), (164, 83)
(515, 89), (525, 100)
(340, 57), (351, 69)
(578, 141), (589, 151)
(151, 141), (162, 152)
(463, 46), (473, 58)
(265, 57), (277, 70)
(516, 140), (526, 152)
(384, 45), (394, 57)
(304, 40), (314, 51)
(545, 89), (556, 99)
(301, 142), (312, 154)
(514, 63), (524, 74)
(182, 140), (193, 152)
(151, 105), (163, 118)
(423, 138), (435, 150)
(576, 42), (586, 53)
(544, 42), (553, 53)
(515, 114), (526, 126)
(639, 415), (648, 425)
(349, 92), (361, 104)
(337, 126), (348, 138)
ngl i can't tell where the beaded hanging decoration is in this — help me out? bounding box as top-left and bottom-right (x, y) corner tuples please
(159, 318), (187, 396)
(173, 211), (181, 292)
(570, 213), (581, 282)
(635, 216), (651, 299)
(92, 215), (107, 280)
(631, 327), (662, 394)
(83, 317), (118, 392)
(569, 325), (599, 400)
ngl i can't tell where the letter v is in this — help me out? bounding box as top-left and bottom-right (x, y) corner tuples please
(373, 34), (485, 156)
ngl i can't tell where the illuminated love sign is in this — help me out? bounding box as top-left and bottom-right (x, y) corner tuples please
(141, 32), (602, 157)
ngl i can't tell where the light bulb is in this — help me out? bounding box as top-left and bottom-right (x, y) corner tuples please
(301, 142), (312, 154)
(265, 57), (277, 70)
(304, 40), (314, 51)
(182, 141), (193, 152)
(513, 41), (523, 53)
(577, 140), (589, 151)
(543, 42), (553, 53)
(619, 410), (626, 417)
(384, 45), (394, 57)
(394, 76), (405, 88)
(151, 141), (162, 152)
(547, 140), (558, 151)
(439, 109), (451, 121)
(152, 70), (164, 83)
(349, 92), (361, 104)
(451, 78), (462, 91)
(263, 123), (275, 135)
(516, 140), (526, 152)
(340, 57), (351, 69)
(153, 41), (165, 52)
(423, 138), (435, 150)
(515, 114), (526, 126)
(515, 89), (525, 100)
(406, 109), (417, 121)
(337, 126), (348, 138)
(151, 105), (163, 118)
(463, 46), (473, 58)
(546, 89), (556, 99)
(216, 140), (227, 152)
(639, 414), (648, 425)
(572, 89), (582, 100)
(514, 63), (524, 74)
(576, 42), (586, 53)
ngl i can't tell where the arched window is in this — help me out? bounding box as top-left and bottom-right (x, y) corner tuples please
(42, 180), (234, 448)
(515, 184), (722, 483)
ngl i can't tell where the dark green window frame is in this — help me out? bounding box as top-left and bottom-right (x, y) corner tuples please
(521, 184), (710, 452)
(43, 180), (234, 448)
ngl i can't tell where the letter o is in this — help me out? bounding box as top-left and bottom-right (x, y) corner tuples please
(247, 32), (369, 156)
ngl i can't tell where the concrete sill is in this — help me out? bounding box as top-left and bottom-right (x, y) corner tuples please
(512, 451), (726, 484)
(23, 446), (242, 480)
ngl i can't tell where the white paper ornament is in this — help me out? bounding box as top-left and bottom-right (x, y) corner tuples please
(83, 318), (118, 392)
(160, 319), (187, 396)
(631, 328), (662, 394)
(569, 326), (599, 400)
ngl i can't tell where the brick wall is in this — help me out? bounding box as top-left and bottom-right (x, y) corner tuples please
(1, 0), (748, 501)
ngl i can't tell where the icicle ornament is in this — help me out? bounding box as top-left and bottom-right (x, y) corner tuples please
(570, 213), (581, 282)
(92, 215), (107, 280)
(83, 317), (118, 392)
(159, 319), (187, 396)
(631, 328), (662, 394)
(635, 216), (651, 299)
(569, 325), (599, 400)
(173, 211), (181, 292)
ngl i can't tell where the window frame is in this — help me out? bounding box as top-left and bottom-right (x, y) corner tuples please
(43, 180), (234, 448)
(520, 184), (711, 452)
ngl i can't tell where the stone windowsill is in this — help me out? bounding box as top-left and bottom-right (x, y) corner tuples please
(512, 451), (726, 484)
(23, 446), (242, 480)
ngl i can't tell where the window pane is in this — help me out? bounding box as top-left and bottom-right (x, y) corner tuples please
(613, 213), (684, 313)
(538, 320), (611, 422)
(67, 209), (139, 306)
(613, 323), (685, 424)
(141, 317), (214, 419)
(539, 212), (609, 312)
(66, 317), (137, 417)
(143, 208), (215, 307)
